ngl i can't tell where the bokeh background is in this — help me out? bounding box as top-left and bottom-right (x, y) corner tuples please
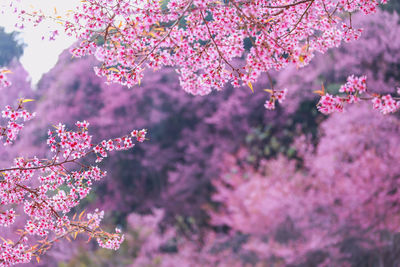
(1, 3), (400, 267)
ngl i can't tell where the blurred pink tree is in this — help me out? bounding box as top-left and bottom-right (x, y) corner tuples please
(210, 102), (400, 266)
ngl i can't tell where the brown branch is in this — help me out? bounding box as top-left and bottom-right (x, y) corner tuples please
(235, 0), (313, 9)
(279, 0), (315, 39)
(0, 156), (89, 173)
(127, 0), (194, 74)
(200, 10), (239, 74)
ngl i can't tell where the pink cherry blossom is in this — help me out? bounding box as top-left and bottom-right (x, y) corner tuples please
(10, 0), (389, 112)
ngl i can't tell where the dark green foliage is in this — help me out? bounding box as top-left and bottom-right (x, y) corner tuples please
(0, 27), (25, 66)
(380, 0), (400, 14)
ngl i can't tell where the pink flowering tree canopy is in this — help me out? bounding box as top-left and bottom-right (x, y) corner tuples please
(11, 0), (400, 114)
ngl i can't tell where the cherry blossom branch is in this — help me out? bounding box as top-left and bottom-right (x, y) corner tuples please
(317, 75), (400, 115)
(0, 120), (147, 265)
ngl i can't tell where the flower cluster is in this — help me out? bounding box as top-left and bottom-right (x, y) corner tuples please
(317, 93), (344, 114)
(339, 75), (367, 94)
(0, 209), (16, 227)
(0, 241), (31, 267)
(1, 100), (36, 146)
(342, 24), (363, 43)
(372, 94), (400, 114)
(264, 89), (288, 110)
(96, 228), (124, 251)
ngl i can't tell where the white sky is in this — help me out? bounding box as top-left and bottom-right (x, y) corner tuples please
(0, 0), (80, 86)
